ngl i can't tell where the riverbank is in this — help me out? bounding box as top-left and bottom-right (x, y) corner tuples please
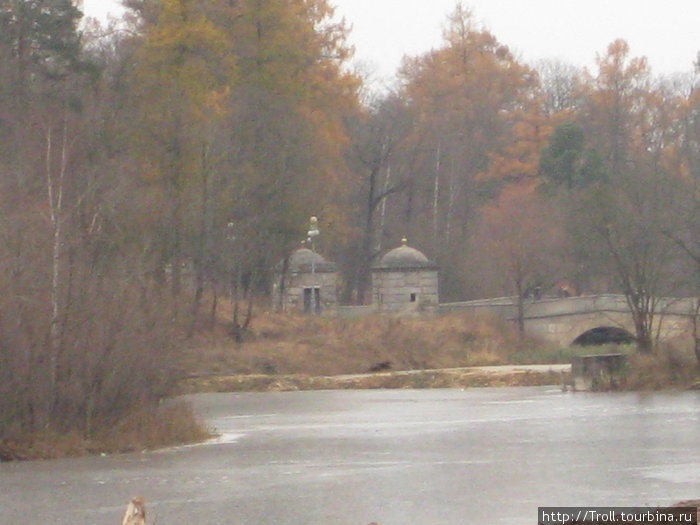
(179, 364), (570, 393)
(180, 311), (586, 377)
(178, 310), (698, 392)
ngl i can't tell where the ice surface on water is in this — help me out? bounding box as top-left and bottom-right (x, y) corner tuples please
(204, 432), (242, 445)
(639, 463), (700, 483)
(1, 387), (698, 525)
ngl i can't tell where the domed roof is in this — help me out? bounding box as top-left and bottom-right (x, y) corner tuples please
(373, 239), (437, 270)
(285, 247), (336, 273)
(289, 247), (326, 267)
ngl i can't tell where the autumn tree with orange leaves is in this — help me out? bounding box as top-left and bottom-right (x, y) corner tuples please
(389, 4), (544, 296)
(580, 39), (653, 177)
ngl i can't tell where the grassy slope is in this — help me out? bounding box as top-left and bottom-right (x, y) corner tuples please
(179, 307), (699, 392)
(180, 310), (570, 378)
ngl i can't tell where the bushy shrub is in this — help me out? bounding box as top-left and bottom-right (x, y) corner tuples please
(0, 264), (180, 441)
(620, 344), (698, 390)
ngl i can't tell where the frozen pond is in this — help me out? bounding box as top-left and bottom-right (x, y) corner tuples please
(1, 387), (698, 524)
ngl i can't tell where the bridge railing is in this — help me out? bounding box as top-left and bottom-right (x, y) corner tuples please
(439, 294), (698, 320)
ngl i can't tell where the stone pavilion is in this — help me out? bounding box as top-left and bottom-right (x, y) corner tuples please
(371, 238), (439, 314)
(272, 246), (338, 314)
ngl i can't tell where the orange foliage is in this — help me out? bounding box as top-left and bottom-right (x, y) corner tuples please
(478, 183), (563, 295)
(479, 108), (552, 186)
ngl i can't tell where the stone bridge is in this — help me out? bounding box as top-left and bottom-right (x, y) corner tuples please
(439, 294), (699, 346)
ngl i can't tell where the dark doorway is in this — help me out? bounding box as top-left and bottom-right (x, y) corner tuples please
(303, 287), (321, 314)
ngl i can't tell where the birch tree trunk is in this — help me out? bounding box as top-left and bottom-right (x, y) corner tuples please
(376, 164), (391, 253)
(45, 114), (70, 416)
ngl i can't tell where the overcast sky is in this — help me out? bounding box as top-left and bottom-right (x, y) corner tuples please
(84, 0), (699, 82)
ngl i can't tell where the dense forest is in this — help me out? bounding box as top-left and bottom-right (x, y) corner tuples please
(0, 0), (698, 439)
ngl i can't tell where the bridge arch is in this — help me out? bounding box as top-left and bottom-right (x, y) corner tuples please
(571, 326), (636, 346)
(523, 310), (636, 347)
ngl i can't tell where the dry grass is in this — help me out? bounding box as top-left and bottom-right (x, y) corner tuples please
(0, 402), (211, 461)
(620, 344), (699, 390)
(179, 307), (700, 393)
(96, 401), (213, 453)
(181, 310), (563, 378)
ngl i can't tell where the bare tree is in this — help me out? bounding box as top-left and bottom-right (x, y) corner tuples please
(534, 59), (582, 116)
(344, 93), (413, 303)
(572, 172), (684, 352)
(662, 153), (700, 364)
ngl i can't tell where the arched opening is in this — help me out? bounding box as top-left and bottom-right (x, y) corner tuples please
(571, 326), (635, 346)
